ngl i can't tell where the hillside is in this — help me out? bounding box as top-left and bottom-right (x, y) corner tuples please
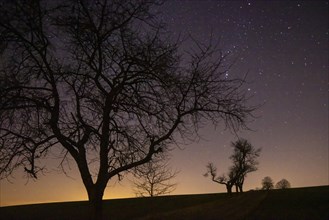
(246, 185), (329, 220)
(1, 186), (328, 220)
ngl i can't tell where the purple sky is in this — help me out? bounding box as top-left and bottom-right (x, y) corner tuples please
(1, 1), (328, 206)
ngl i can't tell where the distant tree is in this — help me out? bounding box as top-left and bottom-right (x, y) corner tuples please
(230, 139), (261, 192)
(204, 139), (260, 193)
(275, 179), (291, 189)
(132, 158), (178, 197)
(204, 162), (235, 194)
(0, 0), (253, 219)
(261, 176), (274, 190)
(231, 166), (244, 193)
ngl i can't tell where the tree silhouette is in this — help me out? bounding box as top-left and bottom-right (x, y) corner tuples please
(230, 139), (261, 192)
(0, 0), (253, 219)
(275, 178), (291, 189)
(204, 139), (260, 194)
(261, 176), (274, 190)
(132, 157), (178, 197)
(204, 162), (235, 194)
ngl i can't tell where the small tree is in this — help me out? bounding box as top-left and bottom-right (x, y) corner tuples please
(132, 158), (178, 197)
(261, 176), (274, 190)
(275, 179), (291, 189)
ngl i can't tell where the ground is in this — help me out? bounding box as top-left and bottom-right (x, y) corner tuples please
(1, 186), (328, 220)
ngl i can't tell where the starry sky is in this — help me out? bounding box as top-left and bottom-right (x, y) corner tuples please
(0, 0), (328, 207)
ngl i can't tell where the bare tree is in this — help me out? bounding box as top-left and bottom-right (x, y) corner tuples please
(0, 0), (253, 219)
(275, 178), (291, 189)
(204, 139), (260, 194)
(132, 157), (178, 197)
(230, 139), (261, 192)
(261, 176), (274, 190)
(204, 162), (235, 194)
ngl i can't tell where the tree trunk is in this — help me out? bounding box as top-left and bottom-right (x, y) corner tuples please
(150, 183), (154, 197)
(87, 184), (106, 220)
(239, 177), (244, 192)
(238, 184), (243, 193)
(76, 154), (108, 219)
(226, 184), (232, 194)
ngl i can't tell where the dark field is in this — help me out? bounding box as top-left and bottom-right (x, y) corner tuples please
(1, 186), (328, 220)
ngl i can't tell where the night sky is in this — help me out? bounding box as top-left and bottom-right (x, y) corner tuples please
(1, 1), (328, 206)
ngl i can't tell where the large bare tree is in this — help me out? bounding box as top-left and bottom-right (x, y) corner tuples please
(0, 0), (253, 219)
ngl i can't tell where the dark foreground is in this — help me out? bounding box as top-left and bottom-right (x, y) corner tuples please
(1, 186), (328, 220)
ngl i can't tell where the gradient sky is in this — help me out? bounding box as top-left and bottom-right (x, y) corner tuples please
(1, 1), (328, 207)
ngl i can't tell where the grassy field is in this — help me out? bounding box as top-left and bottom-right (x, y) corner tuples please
(1, 185), (328, 220)
(245, 186), (329, 220)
